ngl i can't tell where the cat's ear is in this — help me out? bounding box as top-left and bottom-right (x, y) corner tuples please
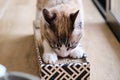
(43, 8), (56, 24)
(70, 10), (79, 24)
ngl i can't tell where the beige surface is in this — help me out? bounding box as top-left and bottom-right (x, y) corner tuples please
(0, 0), (39, 76)
(0, 0), (7, 11)
(0, 0), (120, 80)
(0, 0), (10, 18)
(82, 1), (120, 80)
(112, 0), (120, 19)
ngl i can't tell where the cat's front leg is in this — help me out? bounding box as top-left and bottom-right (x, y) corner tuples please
(42, 40), (58, 64)
(43, 52), (58, 64)
(69, 44), (85, 58)
(33, 9), (42, 28)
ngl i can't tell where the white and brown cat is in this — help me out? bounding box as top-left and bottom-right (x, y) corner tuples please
(34, 0), (84, 64)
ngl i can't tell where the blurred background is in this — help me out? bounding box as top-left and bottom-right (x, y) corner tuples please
(0, 0), (120, 80)
(93, 0), (120, 42)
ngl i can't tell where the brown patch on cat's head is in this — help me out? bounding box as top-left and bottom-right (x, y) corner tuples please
(42, 8), (83, 49)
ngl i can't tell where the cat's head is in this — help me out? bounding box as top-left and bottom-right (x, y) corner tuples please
(42, 8), (83, 57)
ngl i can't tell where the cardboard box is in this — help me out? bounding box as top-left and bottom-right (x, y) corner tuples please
(33, 23), (90, 80)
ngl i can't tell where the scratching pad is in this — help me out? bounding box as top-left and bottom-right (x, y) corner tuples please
(33, 23), (90, 80)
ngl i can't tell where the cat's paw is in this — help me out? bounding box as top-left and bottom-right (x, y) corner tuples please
(70, 47), (84, 58)
(42, 53), (58, 64)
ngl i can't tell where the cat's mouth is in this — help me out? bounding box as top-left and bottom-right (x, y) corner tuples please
(56, 52), (70, 58)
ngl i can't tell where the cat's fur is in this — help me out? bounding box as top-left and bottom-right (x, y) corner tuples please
(34, 0), (84, 64)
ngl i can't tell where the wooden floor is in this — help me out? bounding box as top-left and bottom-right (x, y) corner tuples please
(0, 0), (120, 80)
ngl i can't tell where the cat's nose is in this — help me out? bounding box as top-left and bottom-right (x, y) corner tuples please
(61, 46), (67, 52)
(61, 44), (65, 48)
(57, 45), (69, 57)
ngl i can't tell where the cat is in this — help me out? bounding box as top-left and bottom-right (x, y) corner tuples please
(34, 0), (84, 64)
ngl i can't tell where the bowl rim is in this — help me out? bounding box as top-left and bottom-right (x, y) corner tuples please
(8, 72), (40, 80)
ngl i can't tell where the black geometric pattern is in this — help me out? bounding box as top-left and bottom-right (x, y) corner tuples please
(41, 63), (90, 80)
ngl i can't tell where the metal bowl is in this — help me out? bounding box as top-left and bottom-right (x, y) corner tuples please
(0, 72), (40, 80)
(0, 64), (40, 80)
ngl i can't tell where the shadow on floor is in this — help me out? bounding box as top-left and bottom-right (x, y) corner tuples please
(0, 34), (39, 76)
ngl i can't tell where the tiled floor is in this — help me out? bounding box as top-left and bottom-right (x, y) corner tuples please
(0, 0), (120, 80)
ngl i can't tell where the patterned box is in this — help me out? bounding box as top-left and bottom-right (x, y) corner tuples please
(33, 23), (90, 80)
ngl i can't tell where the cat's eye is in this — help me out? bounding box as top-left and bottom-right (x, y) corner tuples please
(56, 43), (62, 47)
(67, 48), (69, 51)
(58, 48), (60, 50)
(57, 43), (60, 47)
(67, 46), (75, 51)
(66, 43), (70, 47)
(66, 42), (77, 50)
(68, 43), (70, 47)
